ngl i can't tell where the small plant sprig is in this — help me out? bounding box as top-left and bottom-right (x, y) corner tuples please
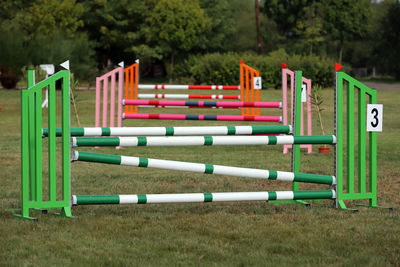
(311, 84), (325, 136)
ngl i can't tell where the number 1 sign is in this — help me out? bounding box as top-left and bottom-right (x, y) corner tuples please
(367, 104), (383, 132)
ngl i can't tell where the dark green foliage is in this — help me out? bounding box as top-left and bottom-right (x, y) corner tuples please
(263, 0), (313, 34)
(82, 0), (147, 67)
(375, 2), (400, 79)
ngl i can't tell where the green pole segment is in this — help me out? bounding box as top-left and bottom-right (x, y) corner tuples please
(72, 151), (335, 185)
(14, 70), (72, 221)
(72, 190), (335, 205)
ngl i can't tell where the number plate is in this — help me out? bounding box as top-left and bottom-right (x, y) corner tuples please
(367, 104), (383, 132)
(253, 77), (262, 90)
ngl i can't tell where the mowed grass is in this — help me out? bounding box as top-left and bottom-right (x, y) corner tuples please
(0, 85), (399, 266)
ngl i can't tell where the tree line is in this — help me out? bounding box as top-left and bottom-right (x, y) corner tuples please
(0, 0), (399, 89)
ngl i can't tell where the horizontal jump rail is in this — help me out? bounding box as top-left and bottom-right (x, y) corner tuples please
(72, 135), (336, 147)
(135, 105), (236, 109)
(138, 84), (240, 90)
(138, 94), (240, 100)
(123, 113), (282, 122)
(72, 190), (336, 205)
(72, 151), (335, 185)
(43, 125), (292, 137)
(123, 100), (282, 109)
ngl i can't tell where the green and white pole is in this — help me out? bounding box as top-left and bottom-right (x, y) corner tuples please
(43, 125), (292, 137)
(72, 135), (336, 147)
(72, 190), (336, 205)
(72, 151), (336, 185)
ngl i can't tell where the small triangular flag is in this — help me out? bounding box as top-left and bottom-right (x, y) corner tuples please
(335, 62), (343, 72)
(135, 59), (140, 64)
(118, 61), (124, 68)
(60, 60), (70, 70)
(282, 63), (287, 69)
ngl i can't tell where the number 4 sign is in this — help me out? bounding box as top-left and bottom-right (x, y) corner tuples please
(367, 104), (383, 132)
(253, 77), (262, 90)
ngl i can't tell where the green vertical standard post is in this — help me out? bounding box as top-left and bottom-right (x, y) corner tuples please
(336, 72), (379, 209)
(369, 91), (377, 207)
(335, 72), (345, 209)
(292, 70), (302, 192)
(61, 70), (72, 217)
(34, 75), (43, 203)
(347, 82), (355, 194)
(14, 70), (72, 220)
(48, 82), (56, 202)
(358, 87), (366, 194)
(27, 71), (36, 202)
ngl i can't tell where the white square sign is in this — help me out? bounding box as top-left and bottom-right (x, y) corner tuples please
(367, 104), (383, 132)
(301, 83), (307, 102)
(253, 77), (262, 90)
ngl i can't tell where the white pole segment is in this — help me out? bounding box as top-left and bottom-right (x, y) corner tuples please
(212, 192), (269, 201)
(119, 195), (138, 204)
(276, 191), (294, 200)
(213, 166), (268, 179)
(146, 193), (205, 203)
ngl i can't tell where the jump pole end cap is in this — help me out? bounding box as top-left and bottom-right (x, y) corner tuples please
(71, 151), (79, 161)
(335, 62), (343, 72)
(60, 60), (70, 70)
(281, 63), (287, 69)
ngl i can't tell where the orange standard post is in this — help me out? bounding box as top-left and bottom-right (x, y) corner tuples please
(240, 60), (245, 115)
(124, 68), (130, 113)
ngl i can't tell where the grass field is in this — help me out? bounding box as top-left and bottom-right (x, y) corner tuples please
(0, 84), (399, 266)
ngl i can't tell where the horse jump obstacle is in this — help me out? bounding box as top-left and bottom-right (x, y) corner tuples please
(14, 66), (383, 221)
(120, 61), (283, 123)
(95, 61), (312, 152)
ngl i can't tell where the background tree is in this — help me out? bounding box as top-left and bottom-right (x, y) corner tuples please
(144, 0), (208, 81)
(322, 0), (370, 64)
(199, 0), (236, 53)
(295, 1), (324, 55)
(82, 0), (148, 68)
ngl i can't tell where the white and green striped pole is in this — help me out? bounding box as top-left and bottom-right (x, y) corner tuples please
(72, 151), (335, 185)
(44, 125), (292, 137)
(72, 135), (336, 147)
(72, 190), (336, 205)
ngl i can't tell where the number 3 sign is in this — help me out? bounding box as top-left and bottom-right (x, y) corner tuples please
(367, 104), (383, 132)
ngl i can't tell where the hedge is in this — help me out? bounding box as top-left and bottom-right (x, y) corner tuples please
(174, 49), (342, 88)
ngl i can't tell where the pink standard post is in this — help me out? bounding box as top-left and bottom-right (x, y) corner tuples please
(95, 66), (124, 128)
(282, 68), (312, 154)
(117, 69), (123, 127)
(102, 78), (108, 127)
(95, 77), (101, 128)
(110, 74), (116, 127)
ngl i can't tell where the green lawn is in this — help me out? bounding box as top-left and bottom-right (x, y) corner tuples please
(0, 85), (399, 266)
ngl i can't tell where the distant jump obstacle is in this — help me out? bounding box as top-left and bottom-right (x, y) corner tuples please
(95, 60), (312, 152)
(14, 66), (384, 221)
